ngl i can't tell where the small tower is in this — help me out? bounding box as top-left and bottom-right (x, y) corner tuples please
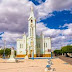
(40, 32), (45, 56)
(28, 6), (36, 57)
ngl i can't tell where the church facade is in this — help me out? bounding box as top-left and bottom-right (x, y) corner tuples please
(16, 6), (51, 58)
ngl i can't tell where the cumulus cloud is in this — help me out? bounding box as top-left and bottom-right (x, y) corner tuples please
(61, 23), (72, 29)
(36, 0), (72, 20)
(2, 32), (22, 42)
(59, 23), (72, 36)
(0, 32), (23, 49)
(0, 0), (37, 34)
(0, 0), (72, 34)
(36, 22), (61, 38)
(36, 22), (72, 50)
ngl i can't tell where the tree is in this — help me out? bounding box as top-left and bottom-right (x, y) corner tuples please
(61, 45), (72, 53)
(53, 50), (62, 56)
(0, 49), (4, 55)
(14, 50), (16, 56)
(0, 48), (16, 58)
(61, 45), (72, 57)
(5, 48), (11, 56)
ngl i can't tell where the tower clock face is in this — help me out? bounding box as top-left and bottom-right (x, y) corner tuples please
(31, 20), (33, 23)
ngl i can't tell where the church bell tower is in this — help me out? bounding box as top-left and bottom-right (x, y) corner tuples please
(28, 6), (36, 57)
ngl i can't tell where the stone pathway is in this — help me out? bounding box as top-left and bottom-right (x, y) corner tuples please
(0, 58), (72, 72)
(59, 56), (72, 65)
(51, 58), (72, 72)
(0, 59), (47, 72)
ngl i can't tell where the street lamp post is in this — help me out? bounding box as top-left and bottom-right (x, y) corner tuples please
(32, 48), (34, 60)
(3, 40), (6, 59)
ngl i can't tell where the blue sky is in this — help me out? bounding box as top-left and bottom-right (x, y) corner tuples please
(41, 10), (72, 29)
(0, 0), (72, 50)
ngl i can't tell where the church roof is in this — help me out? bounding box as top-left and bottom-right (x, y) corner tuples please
(28, 6), (35, 20)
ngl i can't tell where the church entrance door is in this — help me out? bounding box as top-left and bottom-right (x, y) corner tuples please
(30, 50), (32, 57)
(38, 52), (40, 57)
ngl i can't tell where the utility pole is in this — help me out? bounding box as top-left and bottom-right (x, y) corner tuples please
(3, 40), (6, 59)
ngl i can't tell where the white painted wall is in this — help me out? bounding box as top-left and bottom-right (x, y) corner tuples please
(44, 37), (51, 54)
(17, 34), (27, 55)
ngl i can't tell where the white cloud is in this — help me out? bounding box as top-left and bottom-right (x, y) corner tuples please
(36, 0), (72, 20)
(63, 29), (72, 35)
(0, 32), (22, 48)
(36, 22), (61, 38)
(60, 23), (72, 35)
(36, 22), (72, 50)
(62, 23), (72, 29)
(2, 32), (22, 42)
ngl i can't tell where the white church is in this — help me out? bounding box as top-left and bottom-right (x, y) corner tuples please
(16, 6), (51, 58)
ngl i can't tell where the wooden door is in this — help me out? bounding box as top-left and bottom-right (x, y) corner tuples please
(30, 50), (32, 57)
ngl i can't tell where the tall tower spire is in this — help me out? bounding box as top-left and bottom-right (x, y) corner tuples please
(28, 6), (36, 57)
(28, 6), (35, 20)
(31, 5), (33, 11)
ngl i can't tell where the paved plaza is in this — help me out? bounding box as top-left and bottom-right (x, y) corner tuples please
(0, 58), (72, 72)
(51, 58), (72, 72)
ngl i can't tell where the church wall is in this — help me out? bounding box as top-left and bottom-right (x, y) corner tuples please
(40, 33), (44, 55)
(36, 36), (51, 57)
(16, 35), (27, 57)
(36, 38), (41, 57)
(44, 37), (51, 57)
(17, 40), (24, 55)
(23, 34), (27, 55)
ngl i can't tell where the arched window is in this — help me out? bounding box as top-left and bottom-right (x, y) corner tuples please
(30, 28), (31, 36)
(37, 44), (38, 48)
(46, 43), (47, 47)
(32, 27), (33, 36)
(20, 44), (21, 48)
(22, 44), (23, 48)
(44, 43), (45, 48)
(20, 44), (23, 48)
(39, 44), (40, 48)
